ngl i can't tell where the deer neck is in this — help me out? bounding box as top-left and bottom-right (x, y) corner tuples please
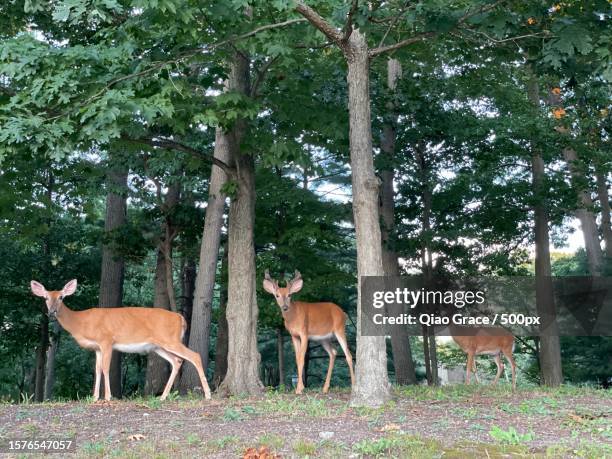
(55, 302), (81, 336)
(282, 301), (304, 325)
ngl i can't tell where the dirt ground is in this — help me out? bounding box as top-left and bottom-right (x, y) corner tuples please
(0, 385), (610, 458)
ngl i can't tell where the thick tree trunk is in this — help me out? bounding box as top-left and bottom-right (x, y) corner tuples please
(527, 73), (563, 387)
(563, 148), (603, 275)
(145, 182), (181, 395)
(595, 170), (612, 259)
(380, 58), (416, 386)
(218, 51), (263, 396)
(179, 131), (229, 391)
(345, 30), (391, 407)
(44, 322), (60, 400)
(99, 159), (128, 397)
(212, 243), (229, 389)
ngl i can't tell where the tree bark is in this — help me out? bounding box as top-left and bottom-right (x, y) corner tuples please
(345, 30), (391, 407)
(212, 242), (229, 389)
(277, 327), (285, 387)
(44, 322), (60, 400)
(415, 144), (439, 386)
(595, 170), (612, 259)
(218, 51), (263, 396)
(380, 58), (416, 386)
(527, 71), (563, 387)
(180, 257), (196, 343)
(98, 158), (128, 397)
(34, 312), (48, 402)
(145, 182), (181, 395)
(563, 148), (603, 275)
(179, 128), (230, 392)
(34, 169), (54, 402)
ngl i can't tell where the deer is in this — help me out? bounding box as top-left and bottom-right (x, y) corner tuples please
(450, 325), (517, 390)
(263, 270), (355, 394)
(30, 279), (211, 402)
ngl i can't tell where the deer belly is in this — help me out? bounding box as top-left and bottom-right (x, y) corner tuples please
(476, 349), (502, 355)
(113, 343), (156, 354)
(309, 333), (334, 341)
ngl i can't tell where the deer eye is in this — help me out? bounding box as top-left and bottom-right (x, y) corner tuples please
(59, 295), (64, 300)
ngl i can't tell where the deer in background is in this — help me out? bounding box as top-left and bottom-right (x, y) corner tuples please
(31, 279), (211, 401)
(263, 270), (355, 394)
(451, 325), (517, 390)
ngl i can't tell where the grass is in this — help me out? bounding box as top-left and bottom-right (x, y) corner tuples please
(353, 434), (442, 458)
(2, 385), (610, 458)
(293, 438), (317, 457)
(488, 425), (535, 445)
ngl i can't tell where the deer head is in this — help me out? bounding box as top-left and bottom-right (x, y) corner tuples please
(263, 270), (303, 312)
(30, 279), (77, 317)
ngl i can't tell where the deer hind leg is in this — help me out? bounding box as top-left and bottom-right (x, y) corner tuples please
(334, 329), (355, 387)
(502, 347), (517, 391)
(321, 340), (337, 394)
(492, 353), (504, 385)
(93, 351), (102, 401)
(100, 345), (113, 401)
(154, 348), (184, 401)
(160, 343), (211, 399)
(465, 352), (475, 385)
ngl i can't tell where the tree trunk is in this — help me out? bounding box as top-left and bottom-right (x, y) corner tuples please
(563, 148), (603, 275)
(527, 72), (563, 387)
(99, 158), (128, 397)
(34, 169), (54, 403)
(180, 257), (196, 343)
(415, 144), (438, 386)
(380, 58), (416, 386)
(344, 30), (391, 407)
(277, 327), (285, 387)
(44, 322), (60, 400)
(145, 182), (180, 395)
(218, 49), (263, 396)
(595, 170), (612, 259)
(179, 128), (230, 392)
(212, 242), (229, 389)
(34, 312), (48, 402)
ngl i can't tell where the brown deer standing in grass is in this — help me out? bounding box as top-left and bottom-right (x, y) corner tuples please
(451, 325), (517, 390)
(263, 270), (355, 394)
(30, 279), (211, 401)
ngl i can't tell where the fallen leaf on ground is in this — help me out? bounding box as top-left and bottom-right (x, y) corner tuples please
(127, 434), (146, 441)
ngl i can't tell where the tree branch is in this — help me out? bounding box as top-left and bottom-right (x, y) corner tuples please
(295, 1), (344, 46)
(370, 31), (436, 57)
(342, 0), (359, 42)
(122, 137), (235, 174)
(369, 0), (506, 58)
(250, 56), (280, 98)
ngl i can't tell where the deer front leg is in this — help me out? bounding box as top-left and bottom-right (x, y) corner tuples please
(292, 335), (306, 394)
(93, 351), (102, 401)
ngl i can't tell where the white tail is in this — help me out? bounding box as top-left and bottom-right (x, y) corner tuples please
(451, 325), (516, 390)
(30, 279), (211, 401)
(263, 270), (355, 394)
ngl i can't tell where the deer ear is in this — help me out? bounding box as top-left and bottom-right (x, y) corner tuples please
(62, 279), (78, 296)
(30, 281), (48, 298)
(288, 277), (303, 294)
(263, 277), (277, 295)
